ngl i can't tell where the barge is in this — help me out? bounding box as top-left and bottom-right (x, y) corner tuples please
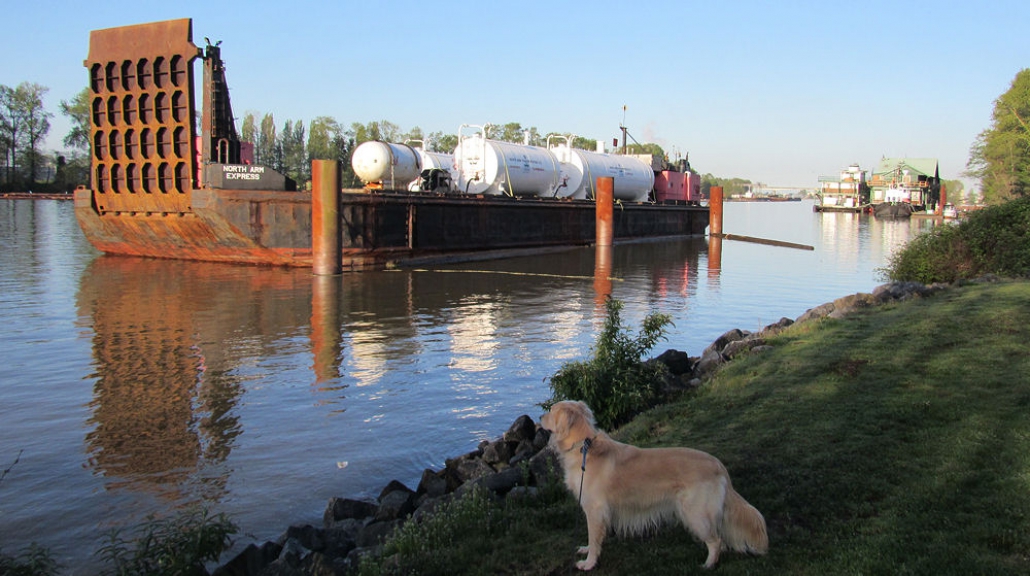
(75, 19), (708, 269)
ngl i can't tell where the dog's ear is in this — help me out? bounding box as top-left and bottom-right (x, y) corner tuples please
(553, 401), (591, 451)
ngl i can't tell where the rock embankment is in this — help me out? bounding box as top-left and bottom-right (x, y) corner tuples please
(212, 280), (952, 576)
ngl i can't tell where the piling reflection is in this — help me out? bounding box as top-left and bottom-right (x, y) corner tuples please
(311, 275), (343, 385)
(707, 235), (722, 286)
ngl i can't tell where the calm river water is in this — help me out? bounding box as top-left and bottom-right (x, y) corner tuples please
(0, 199), (938, 571)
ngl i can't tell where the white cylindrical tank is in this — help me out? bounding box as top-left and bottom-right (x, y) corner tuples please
(550, 143), (655, 202)
(454, 132), (561, 196)
(351, 141), (421, 188)
(409, 148), (456, 192)
(416, 149), (452, 172)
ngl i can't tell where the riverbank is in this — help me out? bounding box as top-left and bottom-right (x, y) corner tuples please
(211, 276), (1030, 575)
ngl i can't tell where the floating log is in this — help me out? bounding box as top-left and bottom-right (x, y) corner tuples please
(713, 233), (814, 251)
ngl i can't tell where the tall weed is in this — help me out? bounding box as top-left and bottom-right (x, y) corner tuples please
(542, 297), (672, 430)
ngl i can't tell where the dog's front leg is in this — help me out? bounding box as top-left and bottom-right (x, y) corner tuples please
(576, 505), (606, 571)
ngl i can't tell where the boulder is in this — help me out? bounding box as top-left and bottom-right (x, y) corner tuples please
(481, 439), (514, 468)
(722, 336), (767, 360)
(213, 541), (283, 576)
(655, 349), (693, 375)
(703, 328), (749, 357)
(760, 317), (794, 336)
(796, 302), (835, 324)
(416, 468), (448, 499)
(376, 481), (416, 522)
(503, 414), (537, 443)
(323, 498), (376, 528)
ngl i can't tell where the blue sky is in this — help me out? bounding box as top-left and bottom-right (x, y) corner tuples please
(4, 0), (1028, 188)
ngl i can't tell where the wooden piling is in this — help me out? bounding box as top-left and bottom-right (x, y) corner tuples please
(596, 176), (614, 247)
(709, 186), (724, 236)
(312, 159), (341, 275)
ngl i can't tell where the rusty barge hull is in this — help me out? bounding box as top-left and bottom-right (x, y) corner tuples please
(75, 187), (708, 269)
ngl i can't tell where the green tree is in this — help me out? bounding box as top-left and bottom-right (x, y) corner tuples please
(239, 111), (257, 150)
(1, 82), (53, 187)
(56, 87), (92, 189)
(966, 68), (1030, 204)
(427, 131), (457, 153)
(280, 119), (307, 187)
(349, 120), (401, 145)
(59, 87), (90, 151)
(257, 113), (277, 168)
(308, 116), (347, 162)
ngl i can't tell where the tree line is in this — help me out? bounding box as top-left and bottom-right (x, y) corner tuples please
(4, 81), (749, 195)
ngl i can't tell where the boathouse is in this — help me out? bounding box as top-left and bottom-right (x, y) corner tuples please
(869, 157), (940, 207)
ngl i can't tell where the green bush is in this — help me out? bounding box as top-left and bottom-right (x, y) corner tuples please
(542, 297), (672, 430)
(96, 508), (237, 576)
(0, 544), (59, 576)
(882, 196), (1030, 283)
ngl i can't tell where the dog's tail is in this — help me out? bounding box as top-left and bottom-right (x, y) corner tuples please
(720, 486), (768, 555)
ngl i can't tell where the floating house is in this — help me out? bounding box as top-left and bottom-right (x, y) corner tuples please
(815, 164), (867, 212)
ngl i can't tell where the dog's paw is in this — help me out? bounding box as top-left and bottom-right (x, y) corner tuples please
(576, 546), (589, 555)
(576, 558), (597, 571)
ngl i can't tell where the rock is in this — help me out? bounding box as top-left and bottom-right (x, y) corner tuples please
(796, 302), (835, 324)
(213, 541), (283, 576)
(695, 348), (725, 376)
(321, 527), (356, 559)
(503, 414), (536, 443)
(829, 293), (877, 318)
(509, 438), (536, 466)
(356, 519), (403, 548)
(655, 349), (693, 375)
(722, 336), (766, 360)
(532, 427), (550, 452)
(481, 439), (514, 468)
(376, 482), (416, 522)
(416, 468), (448, 499)
(528, 448), (560, 487)
(479, 466), (525, 495)
(444, 453), (496, 490)
(300, 551), (349, 576)
(323, 497), (376, 527)
(256, 559), (305, 576)
(279, 525), (324, 553)
(703, 328), (749, 357)
(278, 537), (309, 566)
(760, 317), (794, 335)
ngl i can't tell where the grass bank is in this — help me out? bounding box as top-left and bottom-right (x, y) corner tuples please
(361, 279), (1030, 575)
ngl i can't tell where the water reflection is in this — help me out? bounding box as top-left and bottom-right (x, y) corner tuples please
(76, 257), (311, 500)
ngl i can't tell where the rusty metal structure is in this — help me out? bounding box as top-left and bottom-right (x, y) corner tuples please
(85, 18), (199, 214)
(75, 18), (708, 269)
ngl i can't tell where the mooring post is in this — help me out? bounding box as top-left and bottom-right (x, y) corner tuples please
(709, 185), (724, 236)
(312, 159), (341, 275)
(938, 183), (947, 216)
(596, 176), (614, 247)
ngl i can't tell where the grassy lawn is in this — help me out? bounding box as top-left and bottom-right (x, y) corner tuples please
(361, 280), (1030, 575)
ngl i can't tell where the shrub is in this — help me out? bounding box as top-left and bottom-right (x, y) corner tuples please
(96, 507), (237, 576)
(0, 544), (59, 576)
(881, 196), (1030, 283)
(542, 297), (672, 430)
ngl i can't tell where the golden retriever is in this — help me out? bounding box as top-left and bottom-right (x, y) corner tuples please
(540, 400), (768, 570)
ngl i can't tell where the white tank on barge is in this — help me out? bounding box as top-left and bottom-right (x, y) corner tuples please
(351, 141), (422, 189)
(453, 125), (562, 197)
(548, 136), (655, 202)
